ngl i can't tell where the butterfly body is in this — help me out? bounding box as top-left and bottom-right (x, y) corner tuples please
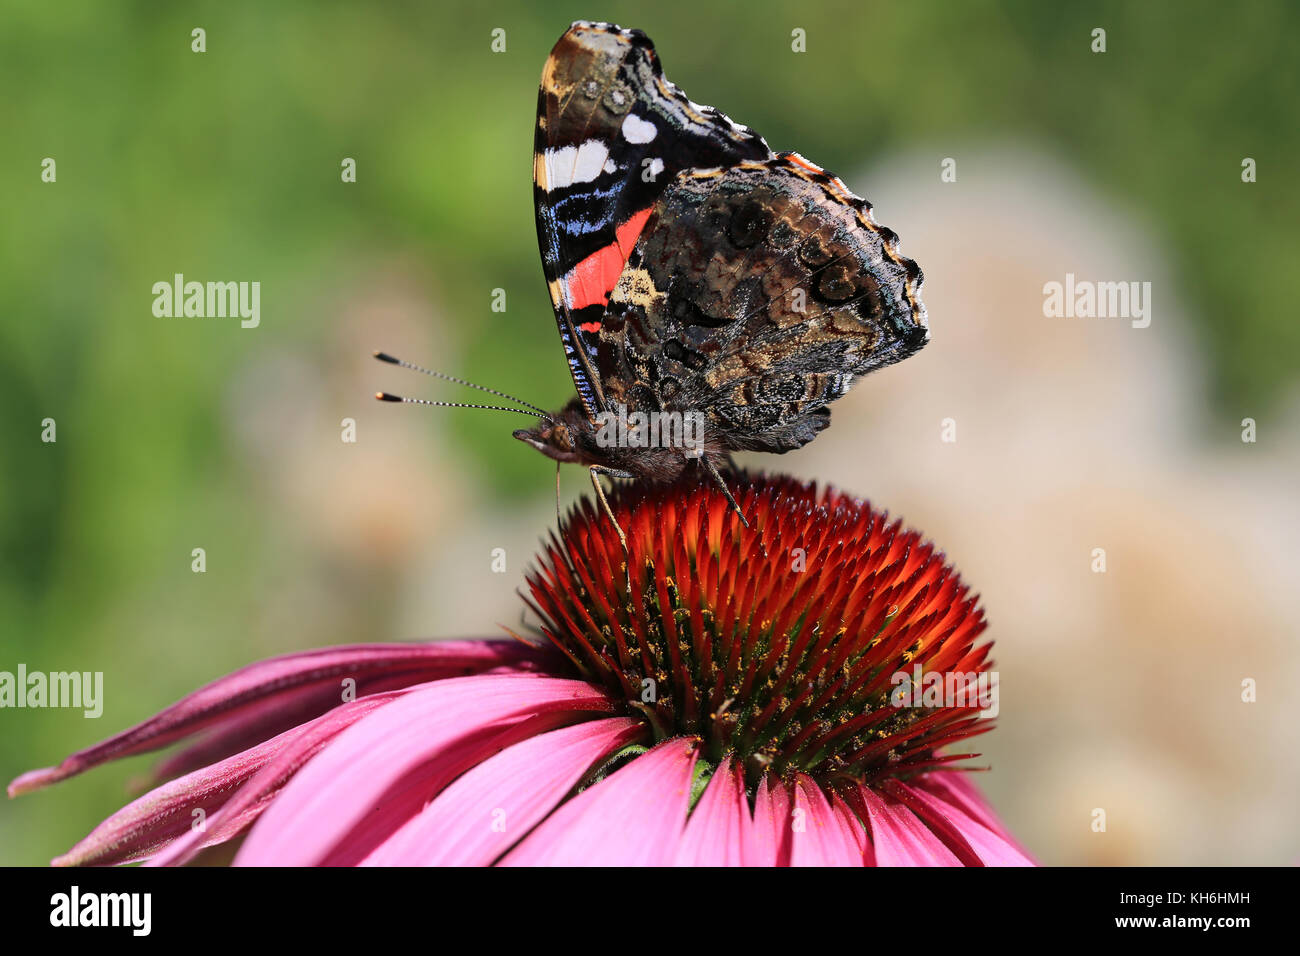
(513, 397), (730, 483)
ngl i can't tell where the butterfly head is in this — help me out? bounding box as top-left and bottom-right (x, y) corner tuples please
(512, 399), (596, 466)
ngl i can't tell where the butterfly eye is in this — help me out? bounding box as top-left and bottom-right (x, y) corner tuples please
(552, 424), (573, 451)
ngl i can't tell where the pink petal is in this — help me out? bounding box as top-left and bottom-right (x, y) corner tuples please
(148, 689), (444, 868)
(789, 774), (867, 866)
(157, 690), (584, 867)
(500, 737), (698, 866)
(832, 790), (873, 864)
(318, 709), (592, 866)
(10, 639), (550, 796)
(235, 674), (612, 866)
(921, 771), (1027, 845)
(893, 778), (1035, 866)
(748, 774), (793, 865)
(62, 691), (405, 867)
(673, 757), (753, 866)
(849, 783), (962, 866)
(361, 717), (644, 866)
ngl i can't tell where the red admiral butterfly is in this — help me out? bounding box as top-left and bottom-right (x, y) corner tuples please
(380, 21), (927, 541)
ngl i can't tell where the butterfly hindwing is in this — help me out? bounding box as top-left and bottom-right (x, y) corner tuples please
(534, 21), (771, 418)
(594, 153), (929, 453)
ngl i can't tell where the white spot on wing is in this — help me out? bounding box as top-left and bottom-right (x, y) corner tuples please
(621, 113), (658, 144)
(542, 140), (611, 191)
(572, 140), (610, 184)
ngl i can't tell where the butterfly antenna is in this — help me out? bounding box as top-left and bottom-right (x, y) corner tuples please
(374, 393), (542, 419)
(374, 351), (552, 420)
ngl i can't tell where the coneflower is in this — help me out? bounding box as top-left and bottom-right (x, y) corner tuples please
(10, 473), (1031, 866)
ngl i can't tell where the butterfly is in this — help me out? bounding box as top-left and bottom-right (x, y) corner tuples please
(380, 21), (927, 543)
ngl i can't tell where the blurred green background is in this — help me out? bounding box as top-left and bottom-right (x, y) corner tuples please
(2, 0), (1297, 866)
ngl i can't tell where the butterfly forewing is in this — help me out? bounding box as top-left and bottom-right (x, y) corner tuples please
(533, 21), (771, 418)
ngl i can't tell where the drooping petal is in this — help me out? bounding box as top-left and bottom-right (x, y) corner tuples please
(361, 717), (644, 866)
(145, 680), (374, 786)
(235, 675), (612, 866)
(849, 783), (962, 866)
(890, 778), (1034, 866)
(673, 757), (753, 866)
(9, 640), (551, 796)
(60, 691), (405, 867)
(921, 771), (1026, 844)
(144, 667), (447, 787)
(789, 774), (866, 866)
(500, 737), (698, 866)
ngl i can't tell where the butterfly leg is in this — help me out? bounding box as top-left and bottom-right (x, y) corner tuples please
(701, 457), (749, 528)
(555, 460), (562, 530)
(588, 466), (629, 554)
(588, 466), (636, 595)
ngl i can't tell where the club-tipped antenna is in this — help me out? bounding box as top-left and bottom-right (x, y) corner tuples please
(373, 351), (552, 420)
(374, 392), (543, 418)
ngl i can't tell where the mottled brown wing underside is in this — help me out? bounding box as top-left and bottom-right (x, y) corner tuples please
(595, 154), (929, 453)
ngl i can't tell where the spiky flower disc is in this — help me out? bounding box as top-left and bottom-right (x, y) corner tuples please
(525, 472), (994, 794)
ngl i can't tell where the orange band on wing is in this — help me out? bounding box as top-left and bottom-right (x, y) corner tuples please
(563, 207), (654, 314)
